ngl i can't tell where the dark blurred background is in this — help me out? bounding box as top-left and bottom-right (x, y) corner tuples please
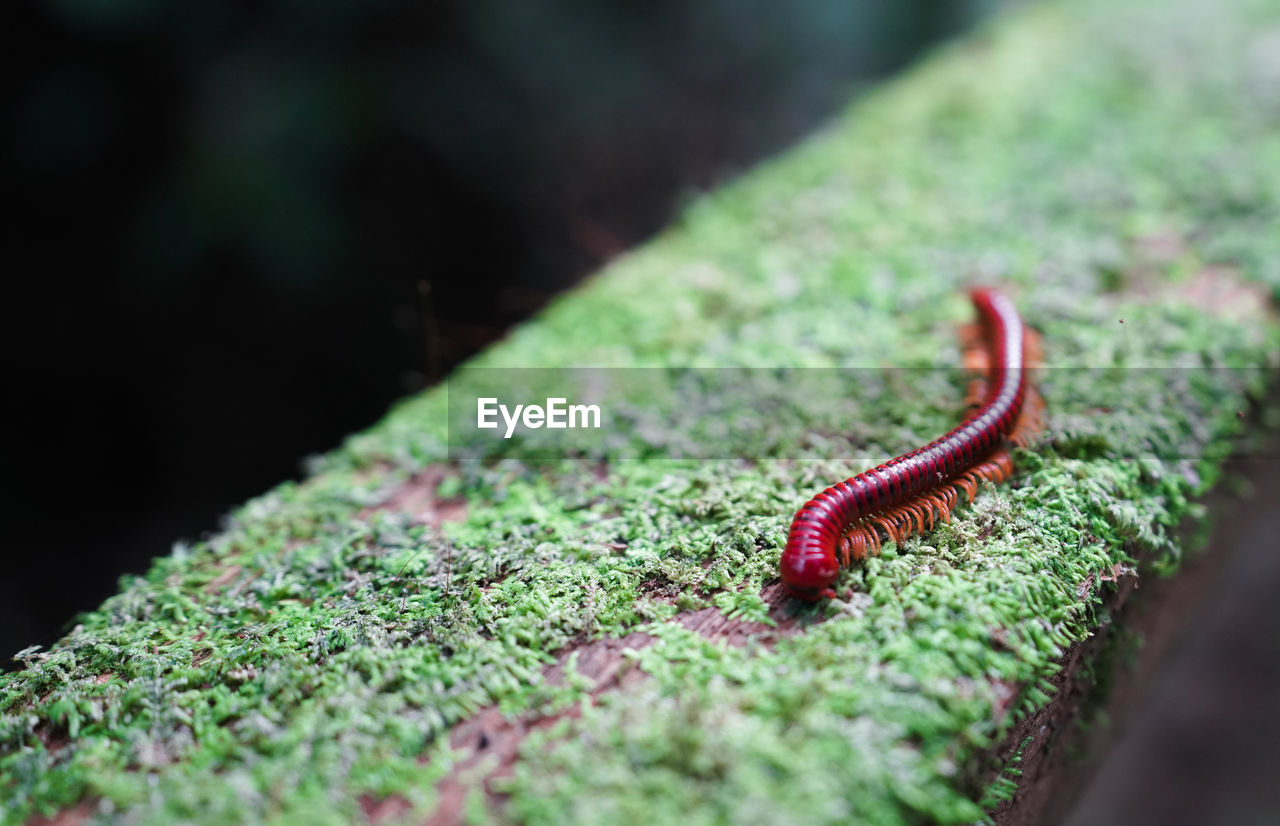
(4, 0), (998, 663)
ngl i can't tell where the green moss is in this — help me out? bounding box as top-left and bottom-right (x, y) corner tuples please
(979, 735), (1032, 812)
(4, 0), (1279, 823)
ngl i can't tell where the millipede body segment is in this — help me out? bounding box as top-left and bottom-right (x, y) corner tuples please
(780, 288), (1035, 600)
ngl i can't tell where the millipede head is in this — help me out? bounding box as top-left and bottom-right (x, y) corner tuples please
(780, 545), (840, 601)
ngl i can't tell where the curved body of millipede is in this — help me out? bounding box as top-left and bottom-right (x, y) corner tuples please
(780, 288), (1036, 600)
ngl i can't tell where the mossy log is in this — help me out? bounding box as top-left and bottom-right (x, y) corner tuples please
(4, 0), (1279, 823)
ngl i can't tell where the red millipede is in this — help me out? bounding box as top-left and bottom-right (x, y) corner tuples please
(780, 287), (1039, 600)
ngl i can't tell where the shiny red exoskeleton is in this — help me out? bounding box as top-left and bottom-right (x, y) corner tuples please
(780, 288), (1029, 600)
